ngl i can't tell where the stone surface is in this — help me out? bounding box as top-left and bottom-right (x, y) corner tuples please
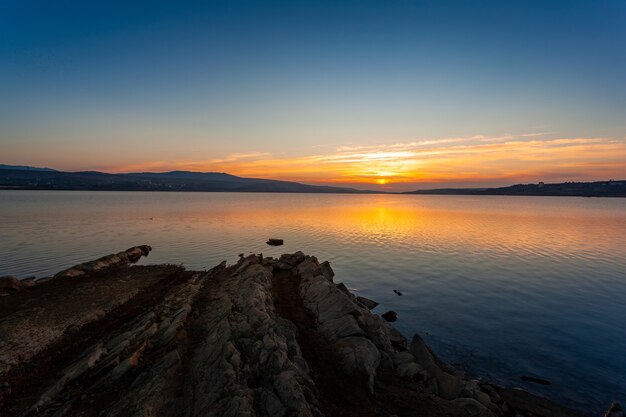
(381, 310), (398, 322)
(1, 249), (588, 417)
(606, 402), (624, 417)
(0, 276), (21, 292)
(356, 296), (379, 310)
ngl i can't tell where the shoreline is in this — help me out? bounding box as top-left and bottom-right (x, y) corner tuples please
(0, 246), (610, 417)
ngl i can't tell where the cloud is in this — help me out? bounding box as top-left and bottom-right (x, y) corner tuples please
(110, 134), (626, 190)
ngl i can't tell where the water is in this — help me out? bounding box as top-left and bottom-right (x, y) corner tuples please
(1, 190), (625, 414)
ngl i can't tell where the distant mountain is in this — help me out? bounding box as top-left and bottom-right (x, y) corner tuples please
(0, 164), (57, 172)
(404, 180), (626, 197)
(0, 166), (376, 193)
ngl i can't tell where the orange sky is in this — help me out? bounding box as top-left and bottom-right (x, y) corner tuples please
(109, 134), (626, 191)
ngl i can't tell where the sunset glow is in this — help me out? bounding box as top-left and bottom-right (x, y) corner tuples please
(106, 135), (626, 191)
(1, 0), (625, 191)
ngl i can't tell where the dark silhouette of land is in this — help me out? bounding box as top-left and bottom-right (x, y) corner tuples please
(404, 181), (626, 197)
(0, 165), (371, 193)
(1, 164), (625, 196)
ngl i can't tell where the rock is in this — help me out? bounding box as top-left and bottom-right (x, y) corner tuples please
(451, 398), (496, 417)
(273, 262), (293, 270)
(53, 245), (152, 279)
(125, 247), (145, 263)
(356, 296), (379, 310)
(381, 311), (398, 322)
(473, 388), (494, 409)
(334, 336), (380, 393)
(279, 251), (305, 266)
(410, 334), (463, 400)
(266, 238), (284, 246)
(20, 277), (37, 287)
(335, 282), (350, 294)
(520, 375), (551, 385)
(388, 327), (407, 348)
(64, 324), (80, 336)
(606, 402), (624, 417)
(0, 275), (21, 292)
(319, 261), (335, 281)
(261, 257), (276, 266)
(295, 257), (322, 277)
(393, 289), (403, 296)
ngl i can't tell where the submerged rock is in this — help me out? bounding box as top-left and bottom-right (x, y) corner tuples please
(381, 310), (398, 322)
(521, 375), (551, 385)
(266, 238), (284, 246)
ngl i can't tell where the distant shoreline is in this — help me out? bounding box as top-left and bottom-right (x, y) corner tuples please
(1, 166), (625, 197)
(1, 186), (626, 198)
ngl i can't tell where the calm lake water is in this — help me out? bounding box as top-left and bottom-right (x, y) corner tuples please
(1, 190), (625, 414)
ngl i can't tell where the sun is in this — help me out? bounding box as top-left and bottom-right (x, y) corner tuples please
(376, 178), (389, 185)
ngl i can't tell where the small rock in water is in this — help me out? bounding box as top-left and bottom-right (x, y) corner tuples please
(520, 375), (551, 385)
(266, 238), (284, 246)
(356, 296), (379, 310)
(381, 310), (398, 322)
(605, 402), (624, 417)
(393, 289), (403, 296)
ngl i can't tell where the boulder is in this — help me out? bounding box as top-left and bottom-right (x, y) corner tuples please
(266, 238), (284, 246)
(334, 337), (380, 393)
(356, 296), (379, 310)
(279, 251), (305, 266)
(381, 311), (398, 322)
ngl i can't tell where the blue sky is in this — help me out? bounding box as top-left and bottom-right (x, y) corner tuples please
(1, 0), (625, 189)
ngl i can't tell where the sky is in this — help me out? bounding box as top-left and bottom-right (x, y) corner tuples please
(1, 0), (625, 191)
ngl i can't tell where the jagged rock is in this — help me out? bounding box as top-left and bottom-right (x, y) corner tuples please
(334, 336), (380, 393)
(7, 249), (583, 417)
(279, 251), (305, 266)
(388, 326), (407, 348)
(295, 256), (321, 277)
(381, 310), (398, 322)
(410, 334), (463, 400)
(356, 296), (379, 310)
(180, 263), (323, 417)
(319, 261), (334, 281)
(335, 282), (350, 294)
(273, 262), (294, 270)
(606, 402), (624, 417)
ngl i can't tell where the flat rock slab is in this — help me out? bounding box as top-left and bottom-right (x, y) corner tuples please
(0, 264), (180, 377)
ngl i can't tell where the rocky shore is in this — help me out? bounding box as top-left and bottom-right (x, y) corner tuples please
(0, 247), (607, 417)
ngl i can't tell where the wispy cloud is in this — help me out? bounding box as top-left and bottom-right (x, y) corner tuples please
(111, 134), (626, 190)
